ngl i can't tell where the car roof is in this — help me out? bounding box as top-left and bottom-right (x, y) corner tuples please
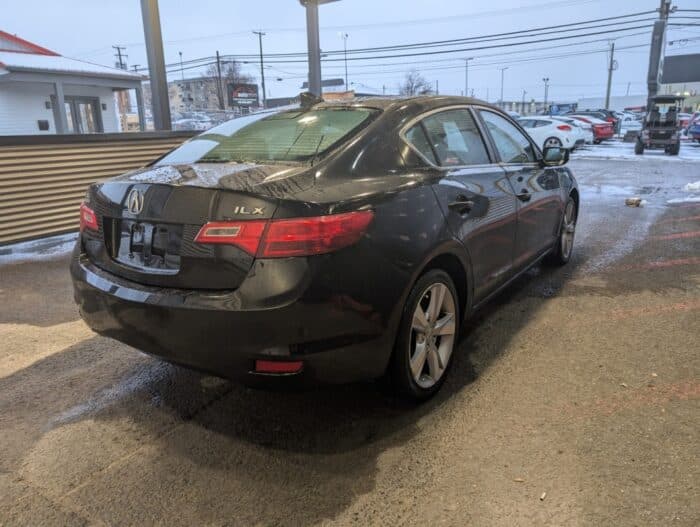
(311, 95), (504, 115)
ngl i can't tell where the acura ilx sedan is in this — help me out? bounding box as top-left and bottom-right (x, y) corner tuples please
(71, 96), (579, 400)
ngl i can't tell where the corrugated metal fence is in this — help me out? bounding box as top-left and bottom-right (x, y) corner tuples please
(0, 132), (194, 245)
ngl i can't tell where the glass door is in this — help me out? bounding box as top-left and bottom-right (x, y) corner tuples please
(63, 97), (103, 134)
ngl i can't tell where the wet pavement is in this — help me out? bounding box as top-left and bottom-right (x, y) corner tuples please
(1, 155), (699, 526)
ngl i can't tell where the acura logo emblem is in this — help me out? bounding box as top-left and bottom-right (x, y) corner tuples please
(127, 189), (144, 214)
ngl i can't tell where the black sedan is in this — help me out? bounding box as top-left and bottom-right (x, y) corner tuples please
(71, 96), (579, 400)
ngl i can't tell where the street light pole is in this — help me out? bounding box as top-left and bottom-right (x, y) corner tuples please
(499, 66), (509, 107)
(522, 89), (527, 115)
(140, 0), (171, 130)
(340, 32), (349, 90)
(253, 31), (267, 108)
(178, 51), (184, 82)
(464, 57), (474, 98)
(300, 1), (339, 98)
(542, 77), (550, 112)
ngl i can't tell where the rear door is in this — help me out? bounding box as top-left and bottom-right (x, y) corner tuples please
(476, 109), (563, 270)
(403, 107), (518, 302)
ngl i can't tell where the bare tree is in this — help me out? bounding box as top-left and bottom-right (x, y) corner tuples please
(399, 69), (433, 96)
(205, 61), (254, 85)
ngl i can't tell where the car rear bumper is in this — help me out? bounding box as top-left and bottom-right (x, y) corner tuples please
(70, 250), (393, 385)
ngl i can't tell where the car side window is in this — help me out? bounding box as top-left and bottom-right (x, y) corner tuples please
(404, 124), (437, 165)
(479, 110), (537, 164)
(418, 109), (490, 167)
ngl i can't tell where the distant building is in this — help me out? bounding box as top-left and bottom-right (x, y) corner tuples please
(144, 77), (227, 115)
(0, 30), (144, 135)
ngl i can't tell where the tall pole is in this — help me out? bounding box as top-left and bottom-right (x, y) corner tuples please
(464, 57), (473, 98)
(543, 77), (550, 112)
(215, 50), (224, 110)
(140, 0), (171, 130)
(605, 41), (616, 110)
(302, 1), (323, 97)
(253, 31), (267, 108)
(499, 66), (508, 107)
(113, 46), (128, 70)
(340, 32), (349, 90)
(646, 0), (673, 107)
(178, 51), (184, 82)
(522, 90), (527, 115)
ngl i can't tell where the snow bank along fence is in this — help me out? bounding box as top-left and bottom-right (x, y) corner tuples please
(0, 132), (194, 245)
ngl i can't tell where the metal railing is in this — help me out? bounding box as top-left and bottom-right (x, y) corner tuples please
(0, 132), (194, 245)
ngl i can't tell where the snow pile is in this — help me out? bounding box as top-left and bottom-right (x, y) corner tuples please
(667, 197), (700, 204)
(683, 180), (700, 192)
(0, 232), (77, 265)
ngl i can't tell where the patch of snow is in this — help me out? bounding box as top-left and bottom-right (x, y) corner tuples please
(683, 180), (700, 192)
(0, 232), (77, 265)
(667, 196), (700, 204)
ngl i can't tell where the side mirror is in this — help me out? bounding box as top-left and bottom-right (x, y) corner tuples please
(542, 146), (569, 167)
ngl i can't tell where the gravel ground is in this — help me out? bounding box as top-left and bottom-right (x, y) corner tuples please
(1, 156), (698, 526)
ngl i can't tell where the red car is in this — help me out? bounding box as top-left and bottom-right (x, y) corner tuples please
(569, 115), (615, 143)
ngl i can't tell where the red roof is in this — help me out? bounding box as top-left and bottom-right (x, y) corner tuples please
(0, 30), (59, 56)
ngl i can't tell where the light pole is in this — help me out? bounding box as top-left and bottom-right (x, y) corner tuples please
(253, 31), (266, 108)
(178, 51), (184, 82)
(299, 1), (339, 97)
(464, 57), (474, 98)
(522, 89), (527, 115)
(499, 66), (508, 107)
(542, 77), (550, 113)
(339, 32), (349, 90)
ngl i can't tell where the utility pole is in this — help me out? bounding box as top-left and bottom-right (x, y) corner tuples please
(253, 31), (267, 108)
(113, 45), (127, 70)
(435, 80), (439, 95)
(626, 81), (631, 96)
(131, 64), (140, 72)
(339, 32), (349, 90)
(140, 0), (171, 130)
(178, 51), (184, 82)
(542, 77), (550, 112)
(463, 57), (474, 99)
(604, 41), (617, 110)
(382, 84), (386, 96)
(522, 90), (527, 115)
(646, 0), (674, 107)
(499, 66), (509, 107)
(215, 50), (224, 110)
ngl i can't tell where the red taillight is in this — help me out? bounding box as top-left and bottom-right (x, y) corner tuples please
(195, 210), (374, 258)
(194, 220), (267, 255)
(255, 360), (303, 374)
(260, 211), (374, 257)
(556, 124), (572, 131)
(79, 203), (98, 232)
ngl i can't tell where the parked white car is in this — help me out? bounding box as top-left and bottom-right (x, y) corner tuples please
(518, 116), (580, 151)
(551, 116), (594, 145)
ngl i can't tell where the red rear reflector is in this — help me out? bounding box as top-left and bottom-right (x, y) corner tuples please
(255, 360), (303, 374)
(194, 220), (267, 255)
(259, 210), (374, 257)
(80, 202), (98, 232)
(557, 124), (572, 131)
(194, 210), (373, 258)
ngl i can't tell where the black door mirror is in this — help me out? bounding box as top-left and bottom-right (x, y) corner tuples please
(541, 146), (569, 166)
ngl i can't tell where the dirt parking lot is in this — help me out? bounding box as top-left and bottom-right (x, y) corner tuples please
(1, 153), (699, 526)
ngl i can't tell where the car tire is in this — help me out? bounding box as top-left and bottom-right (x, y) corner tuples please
(544, 137), (562, 149)
(546, 196), (577, 266)
(390, 269), (460, 402)
(669, 143), (680, 156)
(594, 139), (601, 145)
(635, 139), (644, 155)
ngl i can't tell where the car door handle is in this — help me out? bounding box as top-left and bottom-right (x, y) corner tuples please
(516, 190), (532, 202)
(448, 196), (475, 214)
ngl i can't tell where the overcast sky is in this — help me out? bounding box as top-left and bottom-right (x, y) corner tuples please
(4, 0), (700, 102)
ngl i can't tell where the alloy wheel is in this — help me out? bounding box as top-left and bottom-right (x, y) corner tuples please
(409, 283), (457, 389)
(545, 137), (563, 148)
(561, 200), (576, 259)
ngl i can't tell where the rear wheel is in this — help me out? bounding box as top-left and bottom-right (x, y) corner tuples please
(669, 142), (680, 156)
(546, 197), (577, 266)
(390, 270), (459, 401)
(635, 139), (644, 155)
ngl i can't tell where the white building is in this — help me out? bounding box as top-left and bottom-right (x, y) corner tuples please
(0, 30), (145, 135)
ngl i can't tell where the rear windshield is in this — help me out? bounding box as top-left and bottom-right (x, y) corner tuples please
(157, 107), (377, 165)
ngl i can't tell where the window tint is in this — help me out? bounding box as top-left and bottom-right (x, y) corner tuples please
(479, 110), (537, 164)
(405, 124), (437, 164)
(419, 109), (490, 166)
